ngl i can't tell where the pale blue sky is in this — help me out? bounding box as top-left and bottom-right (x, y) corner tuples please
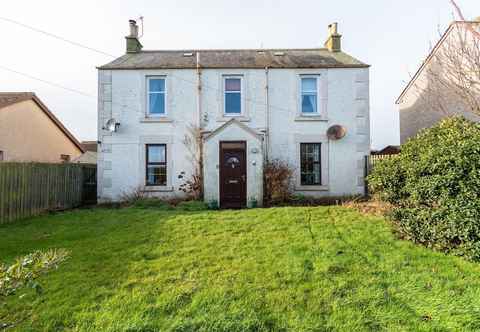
(1, 0), (479, 148)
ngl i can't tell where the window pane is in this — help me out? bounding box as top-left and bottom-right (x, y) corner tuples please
(149, 92), (165, 114)
(313, 163), (321, 184)
(147, 145), (166, 163)
(302, 94), (317, 113)
(300, 143), (321, 186)
(225, 93), (241, 114)
(147, 165), (166, 186)
(301, 78), (317, 92)
(225, 78), (241, 91)
(149, 78), (165, 92)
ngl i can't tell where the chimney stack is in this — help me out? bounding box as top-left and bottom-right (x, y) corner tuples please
(125, 19), (143, 53)
(324, 22), (342, 52)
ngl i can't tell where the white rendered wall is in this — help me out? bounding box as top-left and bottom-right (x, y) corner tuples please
(97, 66), (369, 202)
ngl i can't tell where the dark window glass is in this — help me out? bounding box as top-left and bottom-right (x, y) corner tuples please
(0, 151), (3, 161)
(300, 143), (321, 185)
(146, 144), (167, 186)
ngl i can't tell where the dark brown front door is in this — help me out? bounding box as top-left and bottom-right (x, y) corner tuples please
(220, 141), (247, 208)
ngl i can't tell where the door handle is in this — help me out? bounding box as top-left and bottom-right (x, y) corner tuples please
(229, 180), (239, 184)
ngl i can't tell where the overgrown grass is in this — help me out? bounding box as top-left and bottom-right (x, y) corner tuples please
(1, 206), (480, 331)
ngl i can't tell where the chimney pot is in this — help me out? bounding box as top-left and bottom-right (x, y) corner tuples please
(129, 19), (139, 38)
(329, 22), (338, 35)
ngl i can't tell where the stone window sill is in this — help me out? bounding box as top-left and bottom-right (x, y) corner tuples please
(142, 186), (174, 192)
(216, 116), (251, 122)
(295, 185), (329, 192)
(140, 117), (174, 123)
(294, 115), (328, 122)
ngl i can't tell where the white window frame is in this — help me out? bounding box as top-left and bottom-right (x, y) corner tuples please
(146, 76), (167, 117)
(223, 75), (243, 116)
(299, 75), (320, 116)
(294, 134), (329, 191)
(138, 136), (174, 192)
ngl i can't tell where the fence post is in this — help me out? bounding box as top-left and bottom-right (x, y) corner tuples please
(364, 155), (370, 198)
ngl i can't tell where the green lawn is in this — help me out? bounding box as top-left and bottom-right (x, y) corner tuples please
(2, 205), (480, 331)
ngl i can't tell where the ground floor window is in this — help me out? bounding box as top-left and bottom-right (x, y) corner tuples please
(146, 144), (167, 186)
(60, 154), (70, 163)
(300, 143), (321, 185)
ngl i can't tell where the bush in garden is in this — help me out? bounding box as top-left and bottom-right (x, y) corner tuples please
(368, 117), (480, 260)
(263, 159), (295, 206)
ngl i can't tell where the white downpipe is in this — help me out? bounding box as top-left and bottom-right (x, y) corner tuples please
(196, 52), (202, 128)
(264, 66), (270, 162)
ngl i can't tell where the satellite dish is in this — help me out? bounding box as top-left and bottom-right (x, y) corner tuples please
(104, 118), (120, 132)
(327, 125), (346, 140)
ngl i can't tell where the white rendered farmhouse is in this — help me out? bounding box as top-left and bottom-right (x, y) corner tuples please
(97, 20), (370, 207)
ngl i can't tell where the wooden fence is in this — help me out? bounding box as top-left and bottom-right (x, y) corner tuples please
(364, 154), (397, 196)
(366, 154), (396, 175)
(0, 163), (96, 224)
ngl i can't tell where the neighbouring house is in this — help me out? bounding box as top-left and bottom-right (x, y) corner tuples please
(0, 92), (84, 163)
(371, 145), (400, 156)
(396, 19), (480, 144)
(97, 20), (370, 207)
(81, 141), (98, 153)
(72, 140), (98, 164)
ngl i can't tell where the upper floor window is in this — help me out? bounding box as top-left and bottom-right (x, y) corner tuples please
(147, 77), (166, 116)
(301, 76), (319, 114)
(300, 143), (321, 185)
(146, 144), (167, 186)
(224, 76), (242, 115)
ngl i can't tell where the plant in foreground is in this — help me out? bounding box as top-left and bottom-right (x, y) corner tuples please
(1, 249), (69, 298)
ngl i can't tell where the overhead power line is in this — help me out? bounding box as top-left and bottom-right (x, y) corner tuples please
(0, 65), (96, 98)
(0, 16), (313, 115)
(0, 16), (117, 58)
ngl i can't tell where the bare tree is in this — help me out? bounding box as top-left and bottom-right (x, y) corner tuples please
(450, 0), (480, 39)
(179, 124), (204, 200)
(412, 2), (480, 116)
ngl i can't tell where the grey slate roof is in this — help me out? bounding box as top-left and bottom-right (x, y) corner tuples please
(99, 48), (368, 70)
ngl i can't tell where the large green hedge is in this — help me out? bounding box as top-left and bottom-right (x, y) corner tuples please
(368, 117), (480, 260)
